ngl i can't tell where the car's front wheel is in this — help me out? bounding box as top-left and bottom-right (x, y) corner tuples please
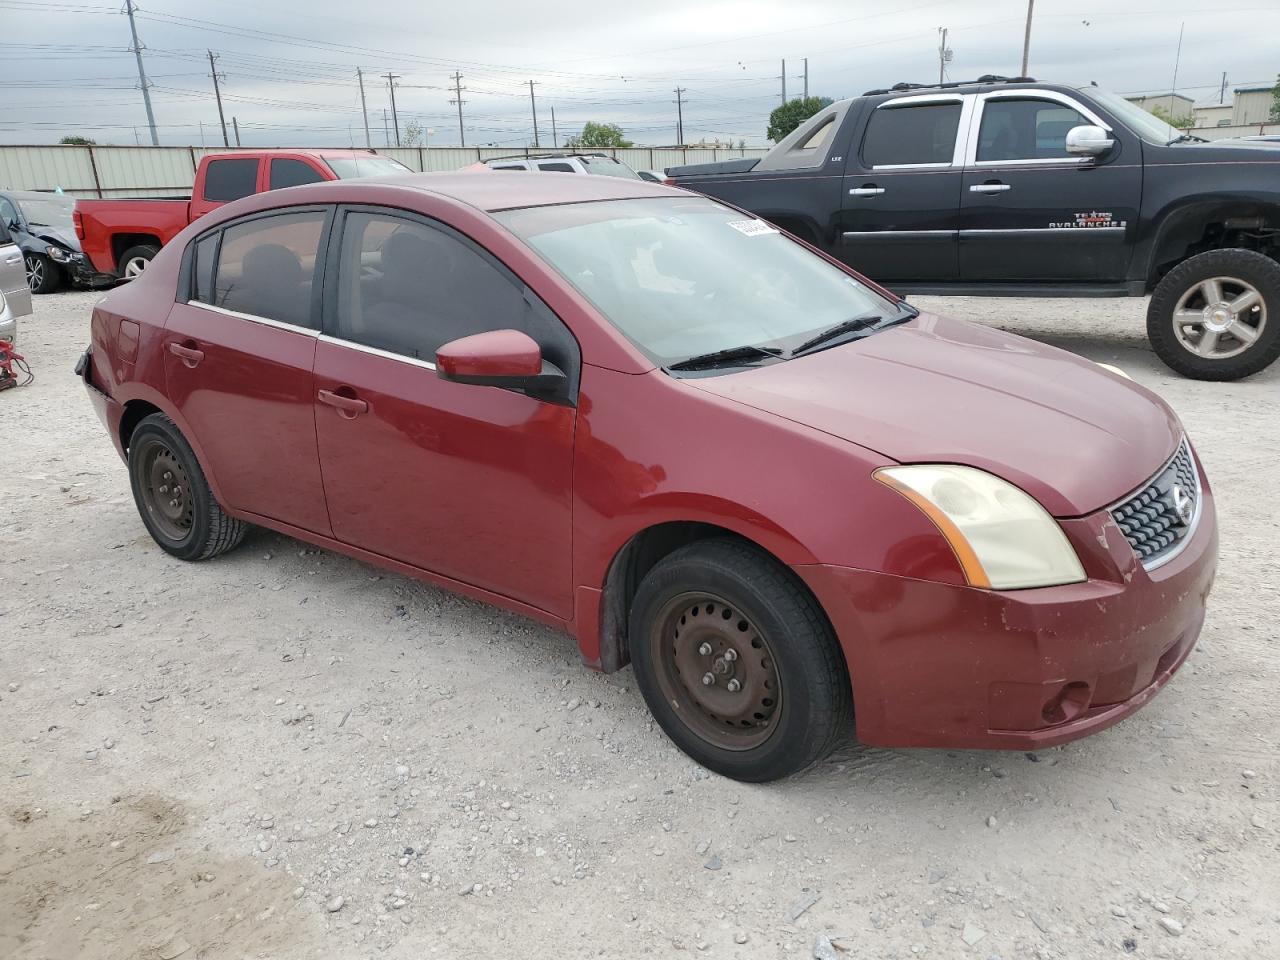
(1147, 248), (1280, 380)
(25, 253), (62, 294)
(127, 413), (248, 561)
(628, 538), (852, 782)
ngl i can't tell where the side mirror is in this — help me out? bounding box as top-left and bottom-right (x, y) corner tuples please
(1065, 124), (1115, 157)
(436, 328), (567, 401)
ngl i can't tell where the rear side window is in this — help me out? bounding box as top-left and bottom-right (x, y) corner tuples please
(203, 158), (259, 202)
(537, 162), (576, 173)
(491, 163), (528, 171)
(976, 98), (1090, 161)
(861, 102), (962, 167)
(270, 158), (326, 189)
(204, 210), (327, 328)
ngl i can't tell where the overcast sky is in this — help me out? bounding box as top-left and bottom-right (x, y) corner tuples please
(2, 0), (1278, 148)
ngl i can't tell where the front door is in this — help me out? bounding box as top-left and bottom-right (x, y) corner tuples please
(0, 214), (32, 320)
(312, 207), (578, 618)
(958, 91), (1141, 282)
(163, 207), (332, 535)
(837, 95), (966, 283)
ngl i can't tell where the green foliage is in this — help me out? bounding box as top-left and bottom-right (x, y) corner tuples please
(566, 122), (632, 149)
(59, 135), (96, 145)
(401, 120), (424, 147)
(1149, 105), (1194, 129)
(767, 97), (834, 142)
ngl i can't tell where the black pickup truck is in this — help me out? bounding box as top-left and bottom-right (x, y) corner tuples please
(668, 76), (1280, 381)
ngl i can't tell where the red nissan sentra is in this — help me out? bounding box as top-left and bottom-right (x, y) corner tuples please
(78, 173), (1217, 781)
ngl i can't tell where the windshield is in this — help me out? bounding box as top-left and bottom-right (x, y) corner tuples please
(16, 195), (74, 229)
(581, 156), (641, 179)
(1076, 85), (1182, 145)
(325, 156), (412, 179)
(494, 196), (905, 367)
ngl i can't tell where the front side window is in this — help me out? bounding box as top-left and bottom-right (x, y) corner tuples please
(861, 102), (962, 167)
(976, 98), (1089, 161)
(333, 211), (533, 360)
(0, 197), (18, 232)
(205, 210), (326, 327)
(270, 158), (326, 189)
(203, 158), (259, 202)
(495, 196), (904, 367)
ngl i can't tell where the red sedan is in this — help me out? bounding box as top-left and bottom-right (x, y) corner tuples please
(78, 172), (1217, 781)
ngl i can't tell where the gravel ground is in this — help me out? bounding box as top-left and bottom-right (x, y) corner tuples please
(1, 290), (1277, 960)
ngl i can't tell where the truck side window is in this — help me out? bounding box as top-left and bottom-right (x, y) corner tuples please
(270, 159), (326, 189)
(203, 159), (259, 202)
(861, 103), (962, 167)
(977, 98), (1089, 162)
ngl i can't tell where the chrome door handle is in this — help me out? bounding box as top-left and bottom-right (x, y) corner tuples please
(317, 388), (368, 419)
(848, 187), (885, 197)
(3, 255), (19, 264)
(970, 183), (1011, 193)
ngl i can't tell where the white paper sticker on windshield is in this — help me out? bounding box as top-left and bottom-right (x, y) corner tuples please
(726, 219), (779, 237)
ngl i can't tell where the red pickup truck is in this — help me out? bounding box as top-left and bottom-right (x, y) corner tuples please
(74, 149), (409, 279)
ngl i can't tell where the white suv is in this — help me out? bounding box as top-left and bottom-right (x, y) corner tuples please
(1, 227), (33, 345)
(471, 153), (641, 179)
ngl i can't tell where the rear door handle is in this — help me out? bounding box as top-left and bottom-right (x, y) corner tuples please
(969, 182), (1011, 193)
(167, 341), (204, 367)
(848, 186), (885, 197)
(317, 388), (368, 419)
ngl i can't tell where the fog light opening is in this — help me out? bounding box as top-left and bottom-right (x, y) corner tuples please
(1040, 681), (1092, 726)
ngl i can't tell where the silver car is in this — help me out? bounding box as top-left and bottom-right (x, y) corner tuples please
(1, 226), (33, 344)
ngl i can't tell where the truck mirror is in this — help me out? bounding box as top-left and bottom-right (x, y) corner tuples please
(1065, 125), (1115, 157)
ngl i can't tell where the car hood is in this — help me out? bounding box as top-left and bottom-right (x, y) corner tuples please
(31, 226), (80, 252)
(685, 312), (1181, 517)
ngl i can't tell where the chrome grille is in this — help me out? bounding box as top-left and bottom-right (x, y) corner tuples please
(1110, 439), (1200, 567)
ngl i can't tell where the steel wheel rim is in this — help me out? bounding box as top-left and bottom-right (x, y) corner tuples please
(650, 592), (782, 751)
(138, 439), (194, 541)
(25, 256), (42, 290)
(124, 256), (149, 278)
(1172, 275), (1267, 360)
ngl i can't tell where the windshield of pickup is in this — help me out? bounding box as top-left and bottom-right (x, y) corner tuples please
(495, 196), (906, 368)
(325, 156), (412, 179)
(16, 195), (74, 229)
(1076, 85), (1182, 144)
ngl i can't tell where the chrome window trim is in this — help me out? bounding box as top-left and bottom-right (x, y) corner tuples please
(961, 226), (1126, 235)
(317, 332), (437, 371)
(191, 300), (319, 336)
(866, 94), (974, 171)
(966, 89), (1112, 168)
(1105, 437), (1203, 572)
(843, 229), (957, 238)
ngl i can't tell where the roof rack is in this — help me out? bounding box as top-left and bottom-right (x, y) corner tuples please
(862, 75), (1036, 96)
(483, 151), (614, 163)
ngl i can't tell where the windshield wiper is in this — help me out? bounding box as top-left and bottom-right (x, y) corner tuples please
(667, 343), (784, 372)
(1167, 133), (1207, 145)
(789, 312), (890, 356)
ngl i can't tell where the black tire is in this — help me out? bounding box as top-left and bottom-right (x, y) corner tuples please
(628, 538), (852, 782)
(1147, 248), (1280, 381)
(25, 253), (62, 294)
(127, 413), (247, 561)
(118, 243), (160, 280)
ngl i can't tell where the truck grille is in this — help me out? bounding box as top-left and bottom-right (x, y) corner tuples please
(1110, 439), (1200, 567)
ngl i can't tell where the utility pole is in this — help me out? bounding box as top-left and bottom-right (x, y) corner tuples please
(1219, 72), (1228, 104)
(529, 80), (540, 148)
(450, 72), (467, 147)
(551, 106), (558, 148)
(673, 87), (686, 146)
(208, 50), (229, 147)
(124, 0), (159, 146)
(382, 109), (390, 148)
(383, 72), (401, 147)
(1020, 0), (1034, 76)
(781, 59), (787, 105)
(803, 58), (809, 100)
(232, 115), (241, 147)
(356, 68), (372, 148)
(937, 28), (951, 84)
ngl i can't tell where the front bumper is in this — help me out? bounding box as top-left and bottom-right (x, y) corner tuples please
(796, 481), (1218, 751)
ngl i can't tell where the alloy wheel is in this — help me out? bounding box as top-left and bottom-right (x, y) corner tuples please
(1172, 276), (1267, 360)
(124, 256), (150, 278)
(25, 256), (43, 291)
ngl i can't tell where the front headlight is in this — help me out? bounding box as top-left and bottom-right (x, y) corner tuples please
(875, 465), (1086, 590)
(46, 245), (71, 262)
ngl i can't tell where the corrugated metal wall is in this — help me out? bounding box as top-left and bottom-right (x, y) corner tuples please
(0, 144), (769, 196)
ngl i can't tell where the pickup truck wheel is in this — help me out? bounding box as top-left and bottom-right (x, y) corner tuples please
(628, 538), (852, 782)
(119, 244), (160, 279)
(25, 253), (62, 294)
(128, 413), (248, 561)
(1147, 249), (1280, 380)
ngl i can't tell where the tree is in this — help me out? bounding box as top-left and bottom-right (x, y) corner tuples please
(59, 135), (96, 145)
(566, 121), (632, 149)
(767, 96), (833, 142)
(401, 120), (424, 147)
(1270, 74), (1280, 123)
(1149, 104), (1194, 129)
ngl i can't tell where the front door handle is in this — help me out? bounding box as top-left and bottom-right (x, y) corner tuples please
(167, 341), (204, 368)
(970, 182), (1011, 194)
(3, 254), (20, 265)
(317, 388), (368, 419)
(848, 186), (885, 197)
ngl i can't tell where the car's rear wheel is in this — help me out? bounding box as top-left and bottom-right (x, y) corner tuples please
(1147, 249), (1280, 380)
(128, 413), (247, 561)
(25, 253), (62, 294)
(628, 538), (851, 782)
(119, 244), (160, 279)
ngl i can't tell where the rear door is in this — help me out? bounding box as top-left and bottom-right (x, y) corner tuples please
(164, 206), (333, 534)
(957, 90), (1141, 282)
(189, 156), (261, 220)
(0, 203), (32, 319)
(837, 95), (968, 282)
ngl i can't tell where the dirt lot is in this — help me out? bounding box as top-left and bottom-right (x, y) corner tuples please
(2, 290), (1277, 960)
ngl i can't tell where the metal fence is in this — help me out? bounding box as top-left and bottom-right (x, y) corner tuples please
(0, 144), (768, 198)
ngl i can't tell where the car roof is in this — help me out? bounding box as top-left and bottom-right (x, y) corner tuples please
(344, 170), (677, 212)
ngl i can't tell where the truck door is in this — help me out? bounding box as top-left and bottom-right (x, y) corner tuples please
(838, 95), (966, 283)
(958, 91), (1140, 283)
